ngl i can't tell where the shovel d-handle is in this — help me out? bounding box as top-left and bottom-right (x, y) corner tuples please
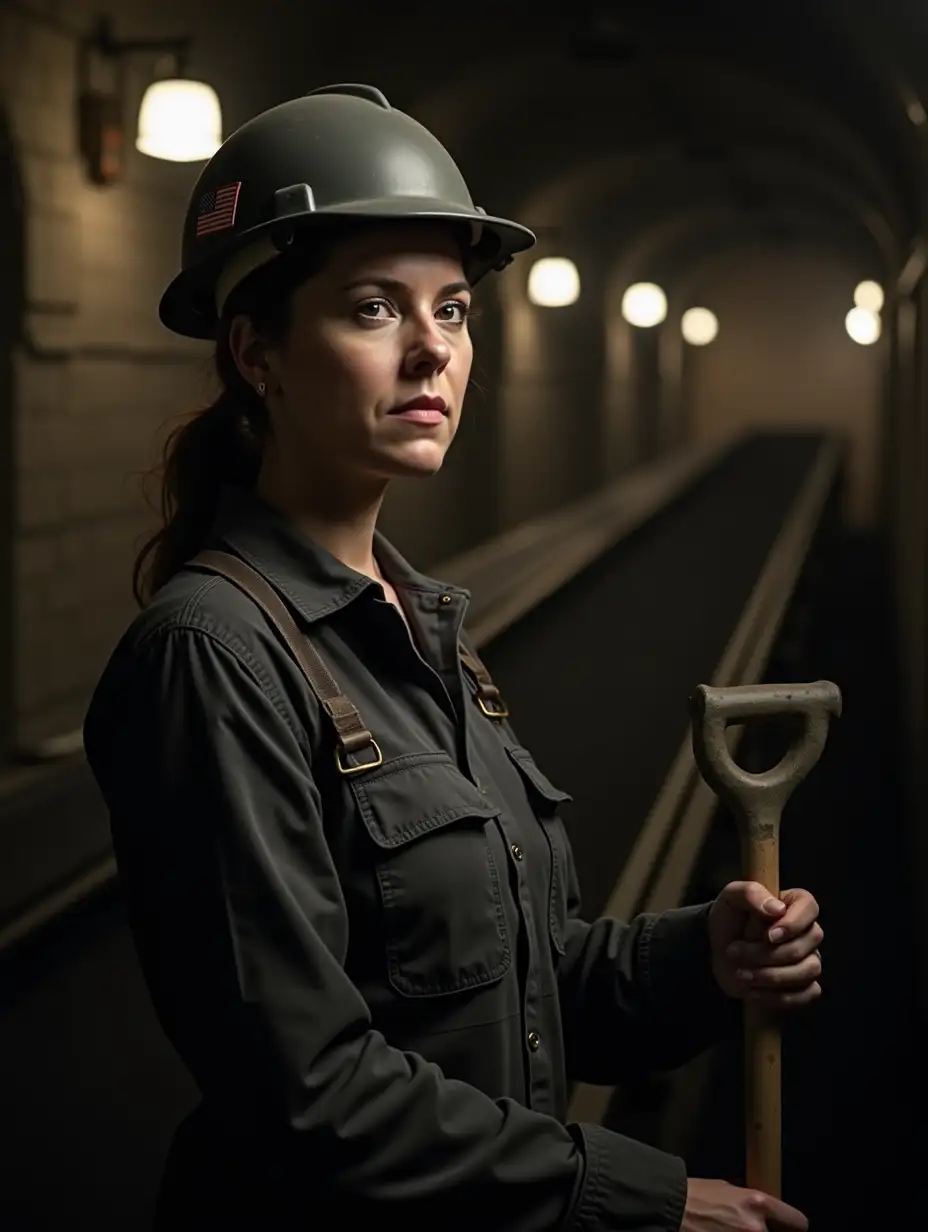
(689, 681), (842, 843)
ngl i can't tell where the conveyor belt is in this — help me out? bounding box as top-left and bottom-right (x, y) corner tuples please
(0, 432), (833, 1229)
(480, 431), (827, 916)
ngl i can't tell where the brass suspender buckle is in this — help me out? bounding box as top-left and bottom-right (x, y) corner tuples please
(458, 641), (510, 721)
(335, 739), (384, 775)
(477, 692), (510, 720)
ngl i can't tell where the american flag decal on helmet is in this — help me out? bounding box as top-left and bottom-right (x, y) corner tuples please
(195, 182), (241, 238)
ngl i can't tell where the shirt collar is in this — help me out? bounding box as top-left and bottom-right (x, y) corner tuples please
(208, 486), (467, 624)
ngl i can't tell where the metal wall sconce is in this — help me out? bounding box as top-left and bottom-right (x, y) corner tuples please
(78, 15), (222, 185)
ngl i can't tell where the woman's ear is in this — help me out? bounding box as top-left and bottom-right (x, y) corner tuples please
(228, 314), (271, 394)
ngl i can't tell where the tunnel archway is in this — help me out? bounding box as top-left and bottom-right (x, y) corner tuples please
(410, 24), (919, 531)
(598, 194), (893, 488)
(490, 123), (902, 514)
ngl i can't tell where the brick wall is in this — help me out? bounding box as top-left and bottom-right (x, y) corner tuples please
(2, 1), (206, 752)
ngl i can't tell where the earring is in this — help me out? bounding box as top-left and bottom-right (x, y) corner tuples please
(257, 380), (266, 397)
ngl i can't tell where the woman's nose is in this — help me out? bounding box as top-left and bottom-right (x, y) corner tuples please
(402, 320), (451, 377)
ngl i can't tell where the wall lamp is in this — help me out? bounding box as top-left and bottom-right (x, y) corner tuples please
(78, 15), (222, 185)
(527, 257), (581, 307)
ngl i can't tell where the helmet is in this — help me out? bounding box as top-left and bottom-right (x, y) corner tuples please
(159, 83), (536, 339)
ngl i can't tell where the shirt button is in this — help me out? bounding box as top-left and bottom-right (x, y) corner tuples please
(527, 1030), (541, 1053)
(511, 844), (524, 861)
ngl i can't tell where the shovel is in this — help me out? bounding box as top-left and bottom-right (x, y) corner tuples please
(689, 680), (842, 1197)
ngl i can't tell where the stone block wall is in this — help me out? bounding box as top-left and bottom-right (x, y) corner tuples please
(2, 1), (205, 751)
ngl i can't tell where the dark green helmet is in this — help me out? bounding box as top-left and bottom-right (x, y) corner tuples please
(158, 83), (536, 339)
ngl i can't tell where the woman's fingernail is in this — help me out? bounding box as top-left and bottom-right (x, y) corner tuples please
(764, 897), (786, 915)
(769, 927), (785, 943)
(727, 942), (741, 958)
(737, 968), (754, 982)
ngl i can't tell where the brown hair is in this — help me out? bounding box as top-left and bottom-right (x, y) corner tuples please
(132, 249), (323, 606)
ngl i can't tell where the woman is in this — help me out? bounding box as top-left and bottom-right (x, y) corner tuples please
(83, 85), (823, 1231)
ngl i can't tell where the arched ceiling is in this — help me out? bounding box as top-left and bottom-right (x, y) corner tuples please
(412, 45), (911, 253)
(276, 0), (927, 271)
(520, 144), (898, 276)
(131, 0), (928, 281)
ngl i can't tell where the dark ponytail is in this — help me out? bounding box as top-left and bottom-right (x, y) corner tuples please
(131, 253), (311, 607)
(131, 384), (266, 606)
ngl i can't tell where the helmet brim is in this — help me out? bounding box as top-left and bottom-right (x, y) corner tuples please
(159, 203), (536, 340)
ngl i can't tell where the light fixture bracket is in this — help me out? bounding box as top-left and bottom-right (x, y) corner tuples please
(77, 14), (207, 184)
(85, 15), (191, 77)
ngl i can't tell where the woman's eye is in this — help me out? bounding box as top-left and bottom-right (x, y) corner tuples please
(357, 298), (393, 320)
(437, 300), (471, 324)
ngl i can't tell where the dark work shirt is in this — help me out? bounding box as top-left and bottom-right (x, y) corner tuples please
(83, 487), (738, 1230)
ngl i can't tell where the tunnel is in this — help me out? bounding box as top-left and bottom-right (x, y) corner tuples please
(0, 2), (924, 1229)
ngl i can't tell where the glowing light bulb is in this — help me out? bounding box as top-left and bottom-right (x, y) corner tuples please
(853, 280), (884, 313)
(526, 257), (580, 307)
(681, 307), (719, 345)
(845, 307), (881, 345)
(621, 282), (667, 327)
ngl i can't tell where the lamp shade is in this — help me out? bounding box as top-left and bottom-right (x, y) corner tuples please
(136, 78), (222, 162)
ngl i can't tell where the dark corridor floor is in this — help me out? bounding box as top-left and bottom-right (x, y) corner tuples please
(680, 531), (923, 1232)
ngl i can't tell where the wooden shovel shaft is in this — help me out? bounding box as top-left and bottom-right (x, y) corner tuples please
(743, 833), (781, 1197)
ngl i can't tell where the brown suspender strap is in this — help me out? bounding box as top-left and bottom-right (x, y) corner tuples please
(457, 641), (510, 720)
(188, 550), (383, 775)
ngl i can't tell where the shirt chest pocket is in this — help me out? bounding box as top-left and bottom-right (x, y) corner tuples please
(504, 745), (574, 957)
(350, 752), (512, 998)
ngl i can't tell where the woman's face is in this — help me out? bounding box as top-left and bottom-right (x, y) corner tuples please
(233, 223), (474, 497)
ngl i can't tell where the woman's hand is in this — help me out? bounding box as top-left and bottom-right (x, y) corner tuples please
(683, 1178), (808, 1231)
(708, 882), (823, 1007)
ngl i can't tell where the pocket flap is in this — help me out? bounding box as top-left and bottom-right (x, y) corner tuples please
(505, 746), (573, 812)
(351, 752), (499, 850)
